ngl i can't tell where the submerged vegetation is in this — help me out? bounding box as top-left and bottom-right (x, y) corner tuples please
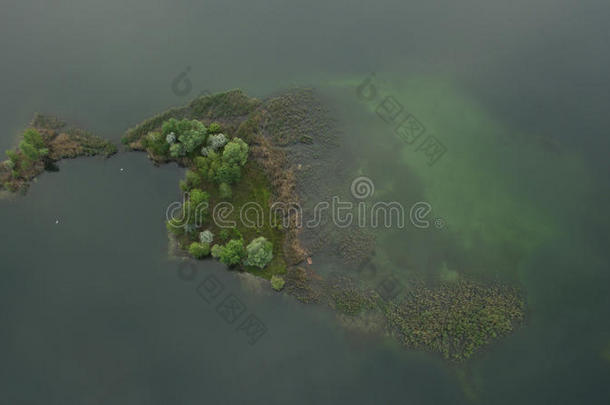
(0, 114), (116, 193)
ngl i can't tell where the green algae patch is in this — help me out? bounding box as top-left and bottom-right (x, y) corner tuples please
(330, 74), (594, 278)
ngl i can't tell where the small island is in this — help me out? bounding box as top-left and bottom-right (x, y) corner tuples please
(1, 114), (117, 194)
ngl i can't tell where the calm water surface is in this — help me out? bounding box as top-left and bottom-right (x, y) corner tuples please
(1, 1), (608, 404)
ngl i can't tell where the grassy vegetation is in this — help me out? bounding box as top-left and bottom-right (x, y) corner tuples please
(1, 114), (116, 193)
(177, 159), (287, 280)
(128, 91), (288, 280)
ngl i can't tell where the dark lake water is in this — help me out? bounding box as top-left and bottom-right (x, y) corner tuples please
(1, 1), (609, 404)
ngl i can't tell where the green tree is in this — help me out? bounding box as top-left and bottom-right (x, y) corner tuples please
(19, 140), (40, 162)
(244, 237), (273, 269)
(222, 138), (248, 166)
(207, 122), (222, 134)
(211, 239), (246, 266)
(187, 189), (209, 224)
(23, 129), (45, 149)
(189, 242), (210, 259)
(271, 275), (285, 291)
(218, 182), (232, 199)
(214, 162), (241, 184)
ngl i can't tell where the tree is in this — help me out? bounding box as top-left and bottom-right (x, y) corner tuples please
(222, 138), (248, 166)
(189, 242), (210, 259)
(187, 189), (209, 224)
(144, 131), (170, 156)
(23, 128), (45, 149)
(207, 133), (227, 151)
(208, 122), (222, 134)
(169, 142), (186, 158)
(214, 162), (241, 184)
(19, 141), (40, 162)
(184, 170), (202, 190)
(244, 237), (273, 269)
(218, 182), (232, 199)
(199, 230), (214, 243)
(162, 118), (208, 157)
(211, 239), (246, 266)
(271, 275), (285, 291)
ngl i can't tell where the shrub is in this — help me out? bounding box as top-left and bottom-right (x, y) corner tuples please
(166, 132), (176, 144)
(6, 150), (19, 166)
(184, 170), (202, 190)
(19, 140), (40, 162)
(271, 275), (285, 291)
(166, 218), (185, 236)
(222, 138), (248, 166)
(208, 122), (222, 134)
(169, 142), (186, 158)
(212, 239), (246, 266)
(218, 182), (232, 199)
(244, 237), (273, 269)
(219, 229), (230, 242)
(187, 189), (209, 223)
(207, 133), (228, 151)
(211, 244), (223, 258)
(189, 242), (210, 259)
(143, 131), (170, 156)
(215, 162), (241, 184)
(23, 128), (45, 149)
(199, 230), (214, 243)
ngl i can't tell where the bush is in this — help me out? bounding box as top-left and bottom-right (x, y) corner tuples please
(19, 140), (40, 162)
(143, 131), (170, 156)
(271, 275), (285, 291)
(199, 230), (214, 243)
(188, 189), (210, 224)
(211, 239), (246, 266)
(166, 218), (185, 236)
(207, 133), (228, 151)
(184, 170), (202, 190)
(222, 138), (248, 167)
(169, 142), (186, 158)
(244, 237), (273, 269)
(215, 162), (241, 184)
(218, 182), (232, 199)
(189, 242), (210, 259)
(208, 122), (222, 134)
(23, 128), (45, 149)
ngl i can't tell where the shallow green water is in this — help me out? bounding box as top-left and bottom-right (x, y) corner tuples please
(1, 0), (609, 404)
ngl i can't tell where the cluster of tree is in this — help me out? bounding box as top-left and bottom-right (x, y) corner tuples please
(165, 189), (210, 237)
(142, 118), (225, 159)
(5, 129), (48, 176)
(177, 135), (248, 199)
(208, 236), (273, 269)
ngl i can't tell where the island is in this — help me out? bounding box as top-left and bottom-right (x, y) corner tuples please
(1, 89), (525, 362)
(0, 114), (117, 194)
